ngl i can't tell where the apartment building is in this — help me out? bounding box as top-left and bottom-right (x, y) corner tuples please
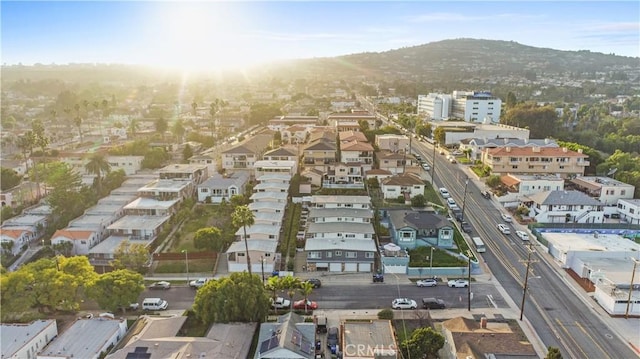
(451, 91), (502, 123)
(483, 147), (589, 178)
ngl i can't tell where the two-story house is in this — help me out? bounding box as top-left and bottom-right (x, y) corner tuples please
(197, 171), (250, 203)
(221, 133), (273, 171)
(340, 140), (373, 170)
(483, 147), (589, 178)
(250, 191), (288, 204)
(302, 136), (337, 171)
(375, 134), (410, 152)
(523, 190), (604, 224)
(50, 229), (101, 255)
(570, 176), (635, 206)
(226, 239), (278, 274)
(617, 199), (640, 225)
(460, 137), (558, 161)
(377, 151), (418, 175)
(106, 215), (170, 241)
(253, 160), (297, 178)
(137, 179), (194, 203)
(158, 163), (209, 185)
(0, 228), (35, 255)
(500, 174), (565, 196)
(262, 147), (298, 162)
(387, 210), (455, 249)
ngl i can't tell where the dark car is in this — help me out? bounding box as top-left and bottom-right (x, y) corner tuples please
(305, 278), (322, 288)
(327, 327), (340, 354)
(482, 190), (492, 199)
(461, 221), (472, 233)
(422, 297), (446, 309)
(373, 273), (384, 283)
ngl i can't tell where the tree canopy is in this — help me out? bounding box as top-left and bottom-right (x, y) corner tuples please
(111, 240), (151, 273)
(193, 227), (228, 252)
(400, 327), (445, 359)
(193, 272), (270, 324)
(88, 269), (145, 313)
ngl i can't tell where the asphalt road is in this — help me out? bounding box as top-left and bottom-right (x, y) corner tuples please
(140, 285), (197, 311)
(412, 139), (637, 359)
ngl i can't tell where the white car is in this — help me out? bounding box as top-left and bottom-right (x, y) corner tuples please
(497, 223), (511, 235)
(501, 213), (513, 222)
(416, 278), (438, 287)
(447, 279), (469, 288)
(422, 163), (431, 171)
(516, 231), (530, 241)
(392, 298), (417, 309)
(189, 278), (210, 288)
(446, 198), (457, 209)
(439, 188), (451, 198)
(271, 297), (291, 309)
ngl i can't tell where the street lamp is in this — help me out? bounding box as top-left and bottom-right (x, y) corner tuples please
(182, 250), (189, 283)
(466, 250), (472, 311)
(461, 177), (470, 222)
(625, 257), (640, 319)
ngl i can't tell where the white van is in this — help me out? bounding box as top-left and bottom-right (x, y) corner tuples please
(142, 298), (168, 311)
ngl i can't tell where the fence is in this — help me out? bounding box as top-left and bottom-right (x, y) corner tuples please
(152, 251), (217, 261)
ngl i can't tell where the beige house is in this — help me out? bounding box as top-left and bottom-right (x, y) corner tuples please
(483, 146), (589, 178)
(375, 134), (410, 152)
(340, 140), (374, 169)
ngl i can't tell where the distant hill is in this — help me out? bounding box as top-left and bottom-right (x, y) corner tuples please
(2, 38), (638, 86)
(273, 38), (640, 82)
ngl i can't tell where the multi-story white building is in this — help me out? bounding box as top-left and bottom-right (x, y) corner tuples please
(451, 91), (502, 123)
(1, 320), (58, 359)
(417, 93), (452, 120)
(570, 176), (635, 206)
(617, 199), (640, 225)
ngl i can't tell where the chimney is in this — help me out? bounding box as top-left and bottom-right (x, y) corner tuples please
(480, 317), (488, 329)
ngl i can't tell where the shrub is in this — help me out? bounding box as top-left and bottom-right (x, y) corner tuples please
(378, 309), (394, 320)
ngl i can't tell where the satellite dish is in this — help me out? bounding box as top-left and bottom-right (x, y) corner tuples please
(607, 168), (618, 176)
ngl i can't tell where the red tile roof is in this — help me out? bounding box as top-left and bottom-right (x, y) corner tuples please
(51, 229), (94, 241)
(486, 147), (587, 157)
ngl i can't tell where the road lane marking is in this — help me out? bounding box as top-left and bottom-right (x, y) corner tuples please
(555, 318), (588, 359)
(575, 320), (611, 359)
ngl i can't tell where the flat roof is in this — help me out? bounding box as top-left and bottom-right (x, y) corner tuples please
(107, 215), (170, 230)
(253, 212), (285, 222)
(308, 208), (373, 219)
(305, 238), (377, 251)
(248, 202), (286, 211)
(235, 224), (281, 236)
(158, 163), (207, 173)
(2, 214), (46, 226)
(69, 214), (116, 227)
(1, 320), (56, 358)
(120, 177), (156, 188)
(110, 187), (140, 195)
(311, 195), (371, 205)
(85, 203), (124, 215)
(253, 182), (290, 191)
(575, 254), (640, 285)
(89, 236), (148, 254)
(124, 197), (179, 210)
(342, 321), (396, 357)
(257, 174), (291, 182)
(543, 232), (640, 253)
(308, 222), (375, 234)
(250, 191), (288, 201)
(99, 194), (137, 205)
(139, 179), (191, 192)
(40, 318), (125, 358)
(227, 239), (278, 253)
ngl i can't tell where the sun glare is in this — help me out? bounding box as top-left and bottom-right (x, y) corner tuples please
(147, 3), (261, 72)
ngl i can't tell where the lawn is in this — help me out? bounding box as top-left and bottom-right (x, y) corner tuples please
(408, 246), (468, 267)
(154, 259), (216, 274)
(168, 205), (235, 253)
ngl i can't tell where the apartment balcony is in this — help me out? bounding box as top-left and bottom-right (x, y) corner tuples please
(577, 161), (590, 166)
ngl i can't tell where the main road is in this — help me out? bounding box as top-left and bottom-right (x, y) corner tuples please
(411, 139), (637, 359)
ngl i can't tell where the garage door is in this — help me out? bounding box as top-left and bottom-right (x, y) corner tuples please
(384, 265), (406, 274)
(358, 263), (371, 272)
(315, 263), (328, 269)
(344, 263), (358, 272)
(329, 263), (342, 272)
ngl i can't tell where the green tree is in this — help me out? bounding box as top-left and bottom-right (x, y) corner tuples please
(128, 118), (139, 138)
(545, 346), (563, 359)
(23, 257), (82, 312)
(232, 205), (255, 276)
(84, 153), (111, 195)
(52, 241), (73, 257)
(102, 169), (127, 193)
(45, 162), (86, 226)
(433, 127), (446, 145)
(193, 227), (227, 252)
(88, 269), (145, 313)
(280, 276), (301, 310)
(154, 117), (168, 137)
(411, 194), (426, 207)
(193, 272), (270, 324)
(415, 122), (432, 138)
(172, 120), (186, 143)
(142, 147), (171, 169)
(485, 175), (501, 188)
(1, 167), (21, 191)
(111, 240), (150, 273)
(58, 256), (98, 303)
(0, 269), (35, 321)
(377, 309), (394, 320)
(401, 327), (445, 359)
(16, 131), (36, 171)
(502, 102), (559, 138)
(183, 143), (194, 163)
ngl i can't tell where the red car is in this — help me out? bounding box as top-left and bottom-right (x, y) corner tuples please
(293, 299), (318, 310)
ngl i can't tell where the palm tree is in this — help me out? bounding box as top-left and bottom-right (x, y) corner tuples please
(209, 99), (225, 138)
(299, 281), (314, 312)
(266, 276), (284, 314)
(280, 276), (301, 311)
(232, 205), (255, 276)
(85, 153), (111, 195)
(73, 103), (83, 144)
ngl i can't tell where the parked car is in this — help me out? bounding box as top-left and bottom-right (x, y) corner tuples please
(315, 315), (328, 334)
(516, 230), (530, 241)
(416, 278), (438, 287)
(422, 297), (446, 309)
(421, 163), (431, 171)
(451, 150), (463, 156)
(305, 278), (322, 288)
(497, 223), (511, 235)
(327, 327), (340, 354)
(142, 298), (168, 311)
(391, 298), (417, 309)
(447, 279), (469, 288)
(439, 187), (451, 198)
(149, 281), (171, 290)
(271, 297), (291, 309)
(501, 213), (513, 222)
(482, 190), (492, 199)
(446, 198), (457, 209)
(293, 299), (318, 310)
(460, 221), (472, 233)
(189, 278), (209, 289)
(372, 273), (384, 283)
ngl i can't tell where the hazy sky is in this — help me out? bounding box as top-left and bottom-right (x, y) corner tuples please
(2, 1), (639, 70)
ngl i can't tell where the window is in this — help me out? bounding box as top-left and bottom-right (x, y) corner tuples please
(326, 251), (332, 258)
(269, 235), (275, 239)
(265, 253), (271, 257)
(307, 252), (321, 259)
(365, 252), (375, 258)
(335, 251), (342, 257)
(346, 252), (357, 258)
(238, 252), (245, 257)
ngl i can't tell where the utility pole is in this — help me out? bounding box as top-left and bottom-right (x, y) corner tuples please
(461, 177), (470, 222)
(520, 244), (539, 320)
(625, 257), (640, 318)
(431, 141), (437, 184)
(467, 250), (473, 311)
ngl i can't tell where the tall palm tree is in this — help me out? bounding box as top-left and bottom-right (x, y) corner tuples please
(209, 99), (225, 138)
(32, 120), (50, 198)
(232, 205), (255, 276)
(280, 276), (301, 311)
(85, 153), (111, 195)
(73, 103), (83, 144)
(266, 276), (284, 314)
(299, 281), (314, 312)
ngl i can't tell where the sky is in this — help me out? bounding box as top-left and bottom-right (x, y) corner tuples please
(2, 1), (639, 70)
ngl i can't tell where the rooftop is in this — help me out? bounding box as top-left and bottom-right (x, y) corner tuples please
(138, 179), (192, 192)
(227, 239), (278, 253)
(1, 319), (56, 358)
(542, 232), (640, 253)
(107, 215), (170, 230)
(342, 320), (397, 358)
(124, 197), (179, 210)
(311, 195), (371, 205)
(308, 222), (375, 234)
(305, 238), (377, 252)
(40, 318), (126, 358)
